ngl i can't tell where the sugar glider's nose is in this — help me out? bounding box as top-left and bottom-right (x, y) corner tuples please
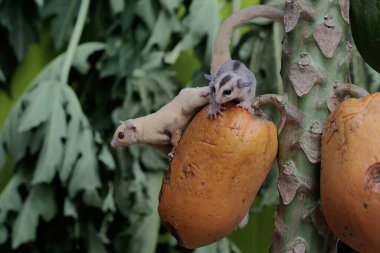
(111, 139), (119, 148)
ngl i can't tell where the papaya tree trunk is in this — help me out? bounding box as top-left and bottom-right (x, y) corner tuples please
(271, 0), (351, 252)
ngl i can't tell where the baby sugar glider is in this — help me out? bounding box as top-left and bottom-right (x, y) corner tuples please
(205, 60), (256, 119)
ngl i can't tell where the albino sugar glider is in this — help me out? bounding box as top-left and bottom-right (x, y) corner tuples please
(205, 60), (256, 119)
(111, 86), (209, 158)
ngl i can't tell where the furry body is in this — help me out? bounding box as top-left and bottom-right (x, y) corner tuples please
(206, 60), (256, 119)
(111, 87), (209, 156)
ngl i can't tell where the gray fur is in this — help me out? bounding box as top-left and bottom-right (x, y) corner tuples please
(205, 60), (257, 119)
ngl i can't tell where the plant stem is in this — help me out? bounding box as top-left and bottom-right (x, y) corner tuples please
(271, 0), (351, 252)
(60, 0), (90, 85)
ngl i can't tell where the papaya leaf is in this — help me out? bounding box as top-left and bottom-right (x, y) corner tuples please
(140, 147), (167, 171)
(0, 225), (7, 244)
(102, 183), (116, 212)
(0, 0), (38, 61)
(12, 184), (57, 249)
(136, 0), (157, 30)
(72, 43), (106, 74)
(87, 223), (107, 253)
(118, 173), (162, 253)
(41, 0), (80, 50)
(59, 85), (86, 183)
(0, 170), (30, 217)
(109, 0), (125, 14)
(98, 145), (115, 171)
(165, 0), (220, 64)
(144, 10), (181, 52)
(28, 43), (105, 86)
(0, 68), (5, 82)
(82, 190), (102, 208)
(33, 82), (67, 184)
(63, 198), (78, 219)
(34, 0), (43, 7)
(17, 81), (56, 132)
(0, 135), (4, 170)
(159, 0), (181, 13)
(68, 124), (100, 197)
(1, 101), (32, 163)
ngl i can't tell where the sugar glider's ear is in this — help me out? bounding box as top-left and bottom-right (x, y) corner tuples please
(237, 79), (251, 88)
(204, 73), (213, 81)
(123, 121), (137, 132)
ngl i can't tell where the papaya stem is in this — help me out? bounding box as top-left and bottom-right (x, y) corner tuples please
(253, 94), (303, 134)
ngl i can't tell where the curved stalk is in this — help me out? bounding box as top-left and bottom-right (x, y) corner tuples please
(211, 5), (283, 75)
(60, 0), (90, 85)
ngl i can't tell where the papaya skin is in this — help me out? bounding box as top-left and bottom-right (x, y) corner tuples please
(321, 93), (380, 253)
(158, 104), (278, 249)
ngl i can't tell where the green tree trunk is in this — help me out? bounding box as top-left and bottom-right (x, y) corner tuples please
(271, 0), (351, 252)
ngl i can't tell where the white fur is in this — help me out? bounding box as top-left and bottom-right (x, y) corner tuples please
(111, 87), (209, 156)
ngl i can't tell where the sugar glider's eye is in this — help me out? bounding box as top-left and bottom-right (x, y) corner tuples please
(118, 132), (125, 139)
(223, 89), (232, 96)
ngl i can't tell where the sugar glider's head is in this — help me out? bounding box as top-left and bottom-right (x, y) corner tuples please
(111, 120), (138, 148)
(211, 73), (252, 105)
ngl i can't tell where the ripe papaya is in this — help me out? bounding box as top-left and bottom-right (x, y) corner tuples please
(158, 104), (278, 249)
(350, 0), (380, 72)
(321, 93), (380, 253)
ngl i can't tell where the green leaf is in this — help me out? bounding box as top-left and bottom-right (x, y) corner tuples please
(34, 0), (44, 7)
(33, 82), (67, 184)
(87, 223), (107, 253)
(18, 81), (56, 132)
(0, 225), (8, 244)
(144, 10), (181, 52)
(102, 183), (116, 212)
(64, 198), (78, 219)
(140, 147), (167, 171)
(0, 135), (4, 170)
(72, 43), (106, 74)
(12, 184), (57, 249)
(0, 68), (5, 82)
(165, 0), (220, 64)
(29, 43), (105, 85)
(0, 0), (38, 61)
(159, 0), (181, 13)
(117, 173), (162, 253)
(41, 0), (80, 50)
(136, 0), (157, 30)
(109, 0), (125, 14)
(0, 170), (30, 216)
(68, 123), (100, 197)
(98, 145), (115, 170)
(1, 101), (32, 163)
(59, 85), (84, 183)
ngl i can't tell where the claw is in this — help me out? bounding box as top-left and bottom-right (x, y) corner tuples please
(236, 103), (255, 116)
(208, 101), (227, 119)
(168, 151), (175, 162)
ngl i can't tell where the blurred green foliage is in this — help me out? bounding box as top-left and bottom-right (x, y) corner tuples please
(1, 0), (379, 253)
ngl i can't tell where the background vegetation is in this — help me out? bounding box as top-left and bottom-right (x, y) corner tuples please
(0, 0), (379, 252)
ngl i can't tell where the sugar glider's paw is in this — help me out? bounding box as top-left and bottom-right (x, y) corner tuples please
(168, 151), (175, 162)
(236, 103), (255, 117)
(199, 89), (210, 97)
(208, 103), (224, 120)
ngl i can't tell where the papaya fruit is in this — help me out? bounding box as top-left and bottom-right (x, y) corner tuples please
(350, 0), (380, 72)
(321, 93), (380, 253)
(158, 104), (278, 249)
